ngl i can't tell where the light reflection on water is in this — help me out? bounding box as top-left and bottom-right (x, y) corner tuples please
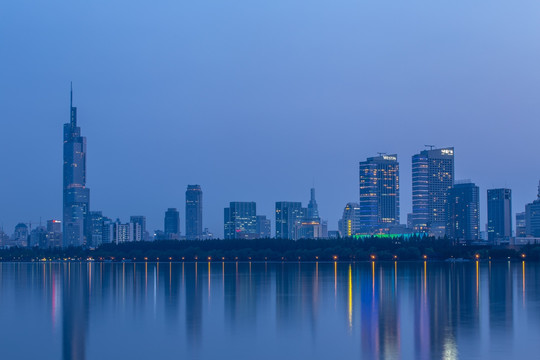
(0, 261), (539, 359)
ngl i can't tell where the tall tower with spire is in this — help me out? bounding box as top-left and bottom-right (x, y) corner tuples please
(307, 188), (320, 220)
(63, 84), (90, 247)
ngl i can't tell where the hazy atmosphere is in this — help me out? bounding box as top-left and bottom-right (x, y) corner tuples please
(1, 0), (540, 237)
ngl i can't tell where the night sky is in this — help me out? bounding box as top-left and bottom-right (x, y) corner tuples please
(1, 0), (540, 237)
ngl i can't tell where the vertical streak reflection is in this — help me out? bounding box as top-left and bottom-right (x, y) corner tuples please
(523, 261), (526, 306)
(348, 264), (353, 331)
(476, 260), (479, 307)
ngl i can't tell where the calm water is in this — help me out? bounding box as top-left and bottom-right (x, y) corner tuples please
(1, 261), (540, 359)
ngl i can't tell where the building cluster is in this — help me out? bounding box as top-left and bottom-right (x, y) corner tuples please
(338, 147), (540, 245)
(224, 188), (328, 240)
(2, 91), (540, 248)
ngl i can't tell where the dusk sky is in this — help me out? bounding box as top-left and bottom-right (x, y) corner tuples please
(1, 0), (540, 237)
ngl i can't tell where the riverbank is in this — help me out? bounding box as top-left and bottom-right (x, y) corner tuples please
(0, 237), (538, 262)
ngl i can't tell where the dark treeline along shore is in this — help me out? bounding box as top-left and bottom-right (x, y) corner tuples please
(0, 236), (539, 262)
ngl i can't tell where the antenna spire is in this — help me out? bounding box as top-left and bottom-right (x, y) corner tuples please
(70, 81), (73, 108)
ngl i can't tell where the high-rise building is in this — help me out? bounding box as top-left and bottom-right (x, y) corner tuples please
(88, 211), (104, 248)
(164, 208), (180, 240)
(29, 226), (47, 248)
(130, 216), (147, 241)
(46, 220), (62, 248)
(256, 215), (271, 238)
(185, 185), (203, 240)
(525, 181), (540, 237)
(487, 188), (512, 244)
(359, 154), (400, 233)
(103, 219), (133, 244)
(224, 202), (258, 239)
(412, 147), (454, 237)
(63, 85), (90, 247)
(338, 203), (361, 237)
(275, 202), (304, 239)
(306, 188), (320, 220)
(446, 181), (479, 241)
(296, 189), (325, 239)
(516, 212), (527, 237)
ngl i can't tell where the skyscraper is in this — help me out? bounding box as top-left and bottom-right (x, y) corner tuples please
(306, 188), (320, 220)
(186, 185), (203, 240)
(63, 85), (90, 247)
(359, 154), (399, 233)
(275, 202), (304, 239)
(296, 188), (324, 239)
(516, 212), (527, 237)
(338, 203), (361, 237)
(446, 181), (479, 241)
(164, 208), (180, 240)
(412, 147), (454, 237)
(487, 188), (512, 244)
(46, 220), (62, 248)
(525, 181), (540, 237)
(88, 211), (104, 248)
(256, 215), (271, 238)
(224, 202), (258, 239)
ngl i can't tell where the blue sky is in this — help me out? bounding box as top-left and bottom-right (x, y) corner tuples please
(1, 0), (540, 236)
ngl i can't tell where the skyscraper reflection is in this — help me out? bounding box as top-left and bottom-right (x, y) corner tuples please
(62, 263), (89, 360)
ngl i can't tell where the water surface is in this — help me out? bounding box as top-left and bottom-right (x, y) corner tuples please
(1, 261), (539, 359)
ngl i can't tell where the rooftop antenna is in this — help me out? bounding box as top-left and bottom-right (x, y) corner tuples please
(424, 145), (435, 150)
(377, 152), (387, 157)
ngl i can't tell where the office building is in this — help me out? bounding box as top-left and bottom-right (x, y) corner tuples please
(359, 154), (400, 233)
(446, 181), (479, 241)
(256, 215), (271, 238)
(63, 85), (90, 247)
(487, 188), (512, 244)
(516, 212), (527, 237)
(412, 147), (454, 237)
(29, 226), (47, 248)
(224, 202), (258, 239)
(46, 220), (62, 248)
(338, 202), (361, 237)
(88, 211), (104, 248)
(185, 185), (203, 240)
(306, 188), (320, 220)
(275, 202), (304, 239)
(164, 208), (180, 240)
(525, 181), (540, 237)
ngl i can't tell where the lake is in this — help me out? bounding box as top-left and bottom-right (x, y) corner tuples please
(0, 261), (539, 359)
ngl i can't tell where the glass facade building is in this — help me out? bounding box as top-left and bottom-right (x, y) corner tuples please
(487, 188), (512, 243)
(359, 154), (399, 233)
(164, 208), (180, 240)
(446, 182), (479, 241)
(411, 147), (454, 237)
(338, 203), (361, 237)
(224, 202), (258, 239)
(185, 185), (203, 240)
(275, 202), (304, 239)
(63, 86), (90, 247)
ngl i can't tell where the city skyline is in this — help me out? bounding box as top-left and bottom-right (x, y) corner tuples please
(2, 0), (540, 238)
(0, 88), (539, 239)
